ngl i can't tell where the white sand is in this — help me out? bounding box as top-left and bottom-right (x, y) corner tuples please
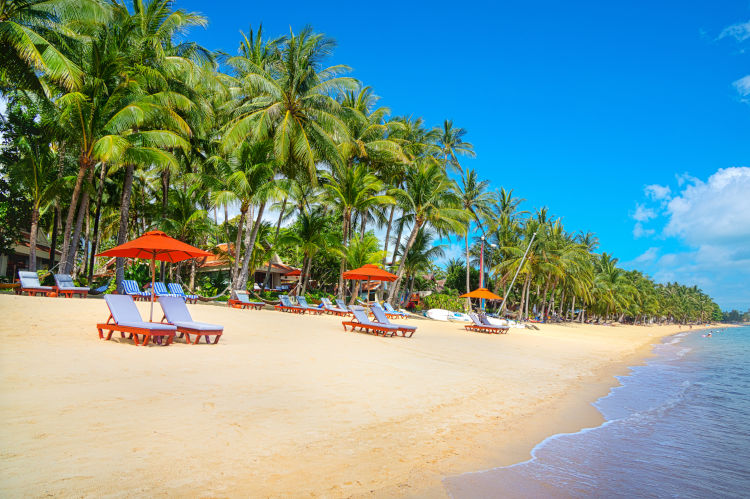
(0, 294), (687, 497)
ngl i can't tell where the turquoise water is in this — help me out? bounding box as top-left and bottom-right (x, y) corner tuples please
(445, 326), (750, 498)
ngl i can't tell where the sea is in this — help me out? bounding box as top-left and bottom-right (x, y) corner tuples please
(444, 325), (750, 498)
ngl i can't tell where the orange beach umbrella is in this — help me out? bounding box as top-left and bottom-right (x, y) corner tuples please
(97, 231), (212, 321)
(460, 287), (503, 301)
(342, 264), (397, 282)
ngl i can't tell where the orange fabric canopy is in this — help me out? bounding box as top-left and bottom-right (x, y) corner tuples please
(460, 287), (503, 300)
(285, 269), (301, 276)
(342, 264), (397, 282)
(97, 231), (212, 262)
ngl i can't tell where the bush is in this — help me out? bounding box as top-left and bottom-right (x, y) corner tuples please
(422, 291), (466, 313)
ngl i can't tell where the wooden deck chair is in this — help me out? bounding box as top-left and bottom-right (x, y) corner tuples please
(320, 297), (349, 316)
(96, 295), (176, 346)
(342, 306), (398, 337)
(383, 301), (409, 319)
(159, 296), (223, 344)
(17, 271), (54, 296)
(465, 313), (507, 334)
(167, 283), (198, 304)
(479, 314), (509, 334)
(296, 296), (325, 315)
(370, 303), (417, 337)
(274, 294), (306, 314)
(227, 291), (265, 310)
(53, 273), (90, 298)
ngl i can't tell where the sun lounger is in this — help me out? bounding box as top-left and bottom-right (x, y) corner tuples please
(96, 294), (176, 346)
(275, 294), (305, 314)
(167, 283), (198, 304)
(122, 279), (149, 301)
(53, 273), (90, 298)
(320, 297), (349, 316)
(17, 270), (54, 296)
(227, 290), (264, 310)
(342, 306), (398, 337)
(335, 298), (350, 311)
(383, 301), (409, 319)
(296, 296), (325, 315)
(159, 296), (223, 344)
(370, 302), (417, 337)
(152, 281), (177, 297)
(465, 313), (508, 334)
(479, 314), (509, 333)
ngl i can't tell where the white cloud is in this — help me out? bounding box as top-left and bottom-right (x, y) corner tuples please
(733, 75), (750, 97)
(644, 184), (671, 201)
(663, 167), (750, 245)
(719, 21), (750, 42)
(632, 203), (657, 222)
(632, 222), (655, 239)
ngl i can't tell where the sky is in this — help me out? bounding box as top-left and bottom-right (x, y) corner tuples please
(182, 1), (748, 309)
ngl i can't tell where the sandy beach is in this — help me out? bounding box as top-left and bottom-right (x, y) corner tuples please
(0, 294), (690, 497)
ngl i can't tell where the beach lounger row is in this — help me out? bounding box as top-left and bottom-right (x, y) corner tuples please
(227, 290), (265, 309)
(97, 295), (223, 346)
(342, 304), (416, 338)
(122, 279), (198, 303)
(16, 271), (90, 297)
(465, 313), (509, 334)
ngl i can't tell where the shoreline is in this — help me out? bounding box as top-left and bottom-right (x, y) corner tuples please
(0, 295), (725, 497)
(438, 323), (730, 497)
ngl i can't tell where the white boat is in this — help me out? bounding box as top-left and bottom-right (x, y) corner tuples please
(426, 309), (471, 322)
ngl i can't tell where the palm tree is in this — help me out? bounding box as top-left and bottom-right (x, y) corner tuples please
(332, 233), (385, 304)
(222, 26), (358, 181)
(457, 169), (494, 304)
(10, 138), (59, 270)
(278, 206), (330, 295)
(396, 229), (445, 299)
(437, 119), (475, 174)
(387, 159), (467, 304)
(321, 162), (394, 299)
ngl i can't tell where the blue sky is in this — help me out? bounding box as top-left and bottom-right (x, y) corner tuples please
(178, 0), (750, 310)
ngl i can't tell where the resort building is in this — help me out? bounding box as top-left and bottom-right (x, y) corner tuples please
(0, 229), (61, 280)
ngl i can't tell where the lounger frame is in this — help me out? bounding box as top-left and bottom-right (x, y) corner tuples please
(160, 316), (222, 344)
(342, 320), (396, 337)
(97, 314), (175, 346)
(464, 324), (509, 334)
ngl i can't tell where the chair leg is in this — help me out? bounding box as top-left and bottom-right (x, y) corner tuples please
(213, 334), (221, 344)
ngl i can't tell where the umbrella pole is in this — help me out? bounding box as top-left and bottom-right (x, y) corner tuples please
(150, 253), (156, 322)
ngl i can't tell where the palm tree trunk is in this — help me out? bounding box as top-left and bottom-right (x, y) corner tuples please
(349, 279), (361, 306)
(66, 165), (96, 275)
(29, 207), (39, 271)
(570, 295), (576, 321)
(389, 217), (405, 266)
(517, 274), (528, 321)
(189, 258), (196, 290)
(382, 206), (395, 267)
(387, 221), (421, 305)
(59, 156), (90, 272)
(239, 201), (266, 290)
(87, 163), (107, 284)
(524, 277), (532, 320)
(160, 169), (170, 281)
(360, 211), (367, 236)
(337, 211), (350, 300)
(48, 204), (60, 271)
(263, 197), (287, 290)
(115, 164), (135, 293)
(231, 208), (246, 290)
(300, 254), (312, 295)
(82, 212), (90, 277)
(465, 230), (471, 309)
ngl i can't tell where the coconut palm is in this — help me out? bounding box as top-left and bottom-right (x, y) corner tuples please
(387, 159), (467, 304)
(437, 119), (475, 174)
(457, 169), (494, 304)
(332, 233), (385, 304)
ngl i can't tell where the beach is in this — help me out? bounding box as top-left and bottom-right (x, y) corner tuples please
(0, 294), (691, 497)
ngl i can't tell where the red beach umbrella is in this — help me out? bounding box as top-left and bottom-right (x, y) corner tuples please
(97, 231), (212, 321)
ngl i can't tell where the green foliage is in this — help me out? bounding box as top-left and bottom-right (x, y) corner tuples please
(422, 290), (466, 313)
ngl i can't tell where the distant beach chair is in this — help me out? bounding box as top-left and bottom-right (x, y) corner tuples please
(17, 270), (54, 296)
(152, 281), (177, 297)
(370, 302), (417, 337)
(167, 283), (198, 304)
(342, 306), (398, 337)
(479, 314), (508, 333)
(335, 298), (350, 311)
(159, 296), (223, 344)
(227, 290), (264, 310)
(320, 297), (349, 316)
(465, 313), (508, 334)
(53, 273), (90, 298)
(275, 294), (305, 314)
(96, 294), (176, 346)
(383, 301), (408, 318)
(122, 279), (149, 301)
(296, 295), (325, 315)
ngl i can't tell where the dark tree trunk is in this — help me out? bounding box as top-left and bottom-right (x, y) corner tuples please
(59, 155), (90, 271)
(66, 165), (96, 274)
(160, 169), (169, 281)
(263, 198), (287, 290)
(239, 201), (266, 290)
(87, 163), (107, 284)
(29, 207), (39, 271)
(387, 221), (421, 305)
(115, 164), (135, 293)
(48, 204), (60, 271)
